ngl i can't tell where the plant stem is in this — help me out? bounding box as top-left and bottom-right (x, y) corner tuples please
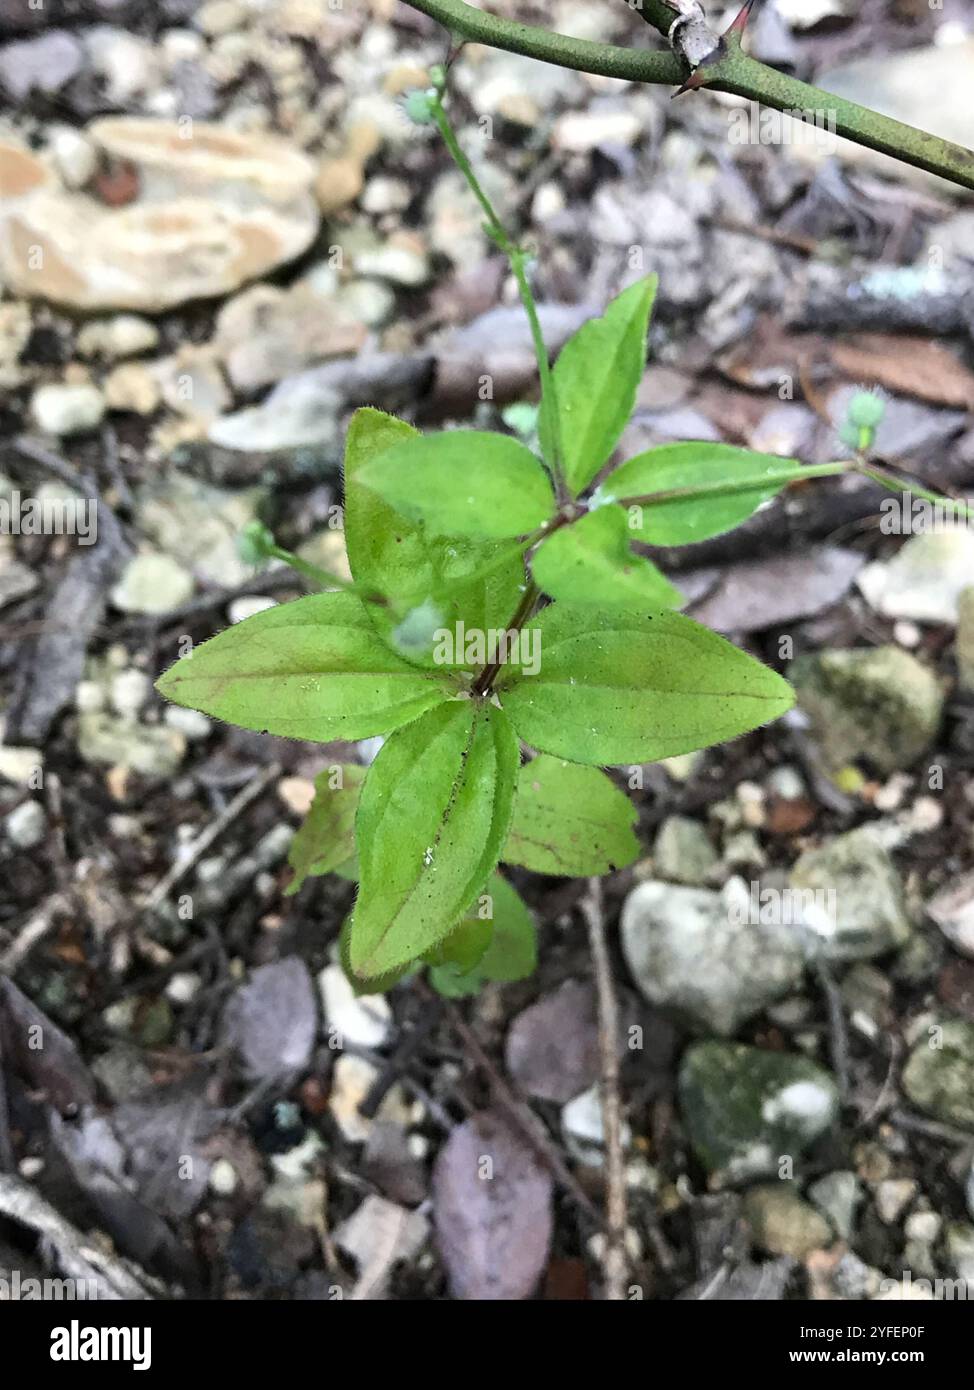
(855, 463), (974, 525)
(266, 544), (385, 604)
(614, 460), (851, 509)
(430, 93), (566, 492)
(404, 0), (974, 192)
(470, 579), (540, 697)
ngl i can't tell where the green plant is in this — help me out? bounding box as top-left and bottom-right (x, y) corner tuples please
(156, 69), (972, 998)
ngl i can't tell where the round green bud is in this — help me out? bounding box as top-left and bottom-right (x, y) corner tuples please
(237, 519), (276, 566)
(846, 390), (885, 430)
(403, 89), (437, 126)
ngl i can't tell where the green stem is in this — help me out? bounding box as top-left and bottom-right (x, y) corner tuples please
(615, 460), (851, 509)
(430, 93), (566, 494)
(404, 0), (974, 192)
(266, 544), (382, 601)
(855, 464), (974, 525)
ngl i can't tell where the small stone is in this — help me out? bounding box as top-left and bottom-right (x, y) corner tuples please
(30, 382), (106, 437)
(110, 668), (151, 719)
(744, 1185), (833, 1258)
(0, 746), (43, 787)
(361, 176), (411, 215)
(135, 475), (266, 588)
(904, 1210), (941, 1244)
(926, 872), (974, 959)
(4, 799), (46, 849)
(354, 236), (429, 287)
(314, 154), (364, 214)
(552, 107), (642, 152)
(789, 827), (912, 961)
(0, 30), (83, 101)
(78, 712), (186, 780)
(902, 1020), (974, 1130)
(166, 971), (202, 1005)
(958, 587), (974, 694)
(104, 363), (161, 416)
(678, 1041), (839, 1180)
(77, 314), (159, 360)
(874, 1178), (918, 1225)
(0, 558), (37, 610)
(329, 1054), (406, 1143)
(48, 127), (97, 190)
(653, 815), (719, 886)
(808, 1170), (862, 1241)
(196, 0), (247, 36)
(621, 877), (805, 1036)
(209, 1158), (239, 1196)
(561, 1084), (632, 1166)
(111, 551), (194, 615)
(858, 527), (974, 626)
(228, 595), (277, 624)
(790, 645), (943, 773)
(319, 964), (392, 1049)
(164, 707), (212, 741)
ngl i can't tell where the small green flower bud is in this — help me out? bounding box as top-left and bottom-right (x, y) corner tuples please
(238, 519), (276, 566)
(428, 63), (447, 94)
(403, 89), (437, 126)
(846, 390), (885, 431)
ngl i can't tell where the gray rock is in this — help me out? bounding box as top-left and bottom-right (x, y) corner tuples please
(0, 557), (37, 610)
(789, 827), (912, 962)
(653, 815), (719, 886)
(134, 476), (265, 588)
(858, 529), (974, 626)
(0, 30), (83, 100)
(744, 1185), (833, 1258)
(678, 1041), (839, 1180)
(78, 711), (185, 780)
(926, 872), (974, 959)
(4, 798), (46, 849)
(808, 1170), (862, 1241)
(621, 877), (805, 1036)
(790, 645), (943, 773)
(902, 1020), (974, 1130)
(110, 550), (194, 616)
(30, 383), (106, 438)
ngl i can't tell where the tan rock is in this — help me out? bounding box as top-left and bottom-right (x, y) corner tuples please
(0, 120), (319, 312)
(314, 153), (364, 214)
(213, 277), (367, 391)
(104, 362), (162, 415)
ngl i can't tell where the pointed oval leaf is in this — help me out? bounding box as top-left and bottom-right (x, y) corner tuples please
(600, 443), (806, 546)
(286, 763), (365, 896)
(348, 700), (519, 981)
(498, 603), (794, 765)
(504, 755), (639, 875)
(531, 504), (683, 609)
(357, 429), (556, 539)
(542, 276), (657, 497)
(344, 408), (525, 663)
(155, 591), (452, 741)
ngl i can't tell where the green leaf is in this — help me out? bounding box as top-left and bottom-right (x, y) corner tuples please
(531, 504), (683, 610)
(347, 700), (519, 981)
(477, 874), (537, 981)
(286, 763), (365, 896)
(155, 591), (453, 741)
(428, 873), (537, 996)
(504, 755), (640, 875)
(599, 443), (806, 546)
(339, 915), (412, 996)
(542, 276), (657, 497)
(343, 408), (524, 665)
(357, 429), (556, 539)
(498, 603), (794, 765)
